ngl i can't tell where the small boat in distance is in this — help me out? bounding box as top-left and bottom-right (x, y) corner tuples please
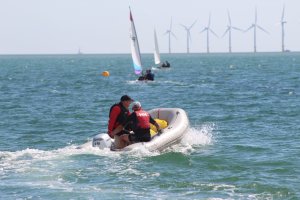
(154, 29), (171, 69)
(77, 47), (83, 55)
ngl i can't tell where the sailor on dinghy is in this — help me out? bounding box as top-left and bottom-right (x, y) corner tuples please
(138, 69), (155, 81)
(160, 60), (171, 68)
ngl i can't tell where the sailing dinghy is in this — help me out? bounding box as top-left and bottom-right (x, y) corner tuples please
(129, 8), (143, 75)
(129, 8), (155, 81)
(154, 29), (170, 68)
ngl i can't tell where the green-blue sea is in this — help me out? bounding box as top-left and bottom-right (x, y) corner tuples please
(0, 53), (299, 199)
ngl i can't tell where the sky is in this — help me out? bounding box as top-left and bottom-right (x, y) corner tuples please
(0, 0), (299, 54)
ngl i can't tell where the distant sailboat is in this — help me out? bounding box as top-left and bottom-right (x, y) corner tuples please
(129, 8), (142, 75)
(78, 47), (83, 55)
(154, 29), (170, 69)
(129, 8), (154, 81)
(154, 29), (161, 65)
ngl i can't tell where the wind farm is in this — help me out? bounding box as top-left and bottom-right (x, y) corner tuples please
(154, 5), (295, 54)
(154, 6), (289, 54)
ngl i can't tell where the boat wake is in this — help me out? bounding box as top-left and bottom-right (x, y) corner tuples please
(0, 123), (215, 174)
(0, 122), (214, 193)
(161, 123), (215, 154)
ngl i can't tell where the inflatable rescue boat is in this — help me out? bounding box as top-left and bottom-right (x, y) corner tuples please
(92, 108), (189, 151)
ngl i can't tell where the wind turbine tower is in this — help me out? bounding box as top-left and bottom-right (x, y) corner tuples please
(281, 6), (287, 52)
(200, 13), (218, 53)
(180, 20), (197, 53)
(164, 18), (176, 54)
(222, 10), (242, 53)
(245, 8), (269, 53)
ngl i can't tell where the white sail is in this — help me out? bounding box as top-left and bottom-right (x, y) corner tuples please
(129, 8), (142, 75)
(154, 29), (161, 65)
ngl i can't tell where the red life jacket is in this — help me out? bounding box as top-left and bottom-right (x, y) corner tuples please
(135, 110), (150, 129)
(108, 103), (130, 132)
(109, 103), (129, 125)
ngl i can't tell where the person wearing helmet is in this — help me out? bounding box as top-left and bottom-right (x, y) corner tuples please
(110, 101), (160, 148)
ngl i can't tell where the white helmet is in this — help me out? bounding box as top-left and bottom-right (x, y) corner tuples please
(132, 101), (141, 110)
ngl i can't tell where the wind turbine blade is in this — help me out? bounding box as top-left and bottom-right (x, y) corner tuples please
(222, 27), (230, 38)
(232, 27), (243, 31)
(257, 25), (270, 34)
(281, 6), (285, 21)
(170, 17), (173, 30)
(164, 31), (169, 35)
(227, 10), (232, 25)
(180, 24), (187, 30)
(222, 28), (230, 38)
(210, 29), (219, 38)
(244, 25), (254, 32)
(189, 20), (197, 29)
(171, 32), (177, 39)
(255, 7), (257, 24)
(208, 13), (211, 27)
(200, 28), (207, 34)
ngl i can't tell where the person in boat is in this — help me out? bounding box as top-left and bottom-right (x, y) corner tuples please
(137, 69), (154, 81)
(110, 101), (161, 148)
(145, 69), (154, 81)
(107, 95), (134, 147)
(161, 60), (170, 68)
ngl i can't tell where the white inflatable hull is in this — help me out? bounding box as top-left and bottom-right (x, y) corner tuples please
(92, 108), (189, 152)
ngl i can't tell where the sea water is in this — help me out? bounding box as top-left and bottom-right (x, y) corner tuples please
(0, 53), (299, 199)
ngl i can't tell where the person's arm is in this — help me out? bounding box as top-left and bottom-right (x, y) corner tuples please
(110, 124), (124, 137)
(110, 113), (134, 137)
(150, 116), (160, 132)
(107, 106), (121, 137)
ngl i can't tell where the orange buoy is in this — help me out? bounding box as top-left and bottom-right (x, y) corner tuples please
(102, 71), (110, 77)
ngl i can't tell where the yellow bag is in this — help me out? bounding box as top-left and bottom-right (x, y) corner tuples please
(150, 119), (168, 137)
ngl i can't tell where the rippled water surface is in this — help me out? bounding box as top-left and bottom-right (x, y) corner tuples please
(0, 53), (300, 199)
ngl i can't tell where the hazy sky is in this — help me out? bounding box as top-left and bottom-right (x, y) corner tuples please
(0, 0), (299, 54)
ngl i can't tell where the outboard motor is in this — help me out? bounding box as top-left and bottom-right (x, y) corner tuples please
(92, 133), (112, 149)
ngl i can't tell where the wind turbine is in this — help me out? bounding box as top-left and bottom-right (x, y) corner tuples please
(164, 18), (176, 54)
(200, 13), (218, 53)
(180, 20), (197, 53)
(222, 10), (243, 53)
(281, 6), (287, 52)
(244, 8), (269, 53)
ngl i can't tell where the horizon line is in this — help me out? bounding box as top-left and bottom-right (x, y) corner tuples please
(0, 50), (298, 56)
